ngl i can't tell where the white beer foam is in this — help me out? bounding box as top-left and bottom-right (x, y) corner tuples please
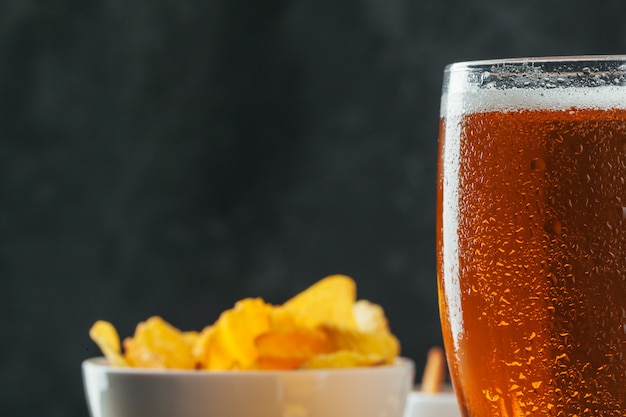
(441, 85), (626, 117)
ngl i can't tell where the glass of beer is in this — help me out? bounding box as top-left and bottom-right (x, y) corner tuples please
(437, 56), (626, 417)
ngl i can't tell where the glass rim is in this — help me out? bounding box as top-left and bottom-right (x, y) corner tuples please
(445, 54), (626, 73)
(441, 55), (626, 115)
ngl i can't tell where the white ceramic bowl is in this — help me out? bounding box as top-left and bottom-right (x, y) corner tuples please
(82, 357), (414, 417)
(403, 386), (461, 417)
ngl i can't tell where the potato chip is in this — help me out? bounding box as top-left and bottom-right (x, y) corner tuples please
(268, 306), (300, 330)
(301, 350), (386, 369)
(182, 330), (200, 348)
(89, 320), (128, 367)
(353, 300), (389, 333)
(257, 356), (307, 370)
(191, 325), (214, 368)
(256, 328), (330, 358)
(200, 298), (272, 370)
(88, 274), (402, 371)
(123, 316), (196, 370)
(255, 328), (331, 370)
(282, 275), (357, 329)
(322, 324), (400, 365)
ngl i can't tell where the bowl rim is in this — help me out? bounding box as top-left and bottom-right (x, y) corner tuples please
(82, 356), (414, 376)
(407, 389), (457, 402)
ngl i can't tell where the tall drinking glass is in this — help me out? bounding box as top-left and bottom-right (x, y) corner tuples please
(437, 56), (626, 417)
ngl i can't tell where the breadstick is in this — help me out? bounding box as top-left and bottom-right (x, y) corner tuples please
(421, 346), (445, 393)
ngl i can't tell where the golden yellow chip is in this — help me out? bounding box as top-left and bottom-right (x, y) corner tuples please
(322, 324), (400, 365)
(123, 316), (196, 370)
(256, 328), (330, 358)
(257, 356), (306, 370)
(191, 325), (214, 368)
(200, 298), (272, 370)
(301, 350), (386, 369)
(255, 328), (331, 370)
(89, 320), (128, 367)
(88, 275), (402, 371)
(353, 300), (389, 333)
(282, 275), (357, 329)
(182, 330), (200, 348)
(268, 306), (299, 330)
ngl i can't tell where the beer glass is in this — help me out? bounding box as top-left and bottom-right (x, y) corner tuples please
(437, 56), (626, 416)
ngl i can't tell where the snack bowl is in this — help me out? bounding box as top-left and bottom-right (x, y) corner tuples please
(403, 386), (461, 417)
(83, 356), (414, 417)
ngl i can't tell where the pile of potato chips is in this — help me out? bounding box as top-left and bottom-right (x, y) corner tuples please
(89, 275), (400, 370)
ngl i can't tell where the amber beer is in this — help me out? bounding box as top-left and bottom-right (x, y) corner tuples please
(438, 58), (626, 417)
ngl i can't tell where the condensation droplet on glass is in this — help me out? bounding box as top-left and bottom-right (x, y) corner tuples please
(480, 71), (491, 85)
(571, 143), (584, 155)
(544, 220), (562, 235)
(483, 389), (500, 402)
(548, 272), (558, 286)
(531, 158), (546, 171)
(555, 353), (570, 362)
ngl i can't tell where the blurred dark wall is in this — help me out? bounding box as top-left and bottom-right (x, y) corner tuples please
(2, 0), (626, 415)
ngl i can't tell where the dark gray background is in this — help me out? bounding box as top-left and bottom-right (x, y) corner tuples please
(2, 0), (626, 415)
